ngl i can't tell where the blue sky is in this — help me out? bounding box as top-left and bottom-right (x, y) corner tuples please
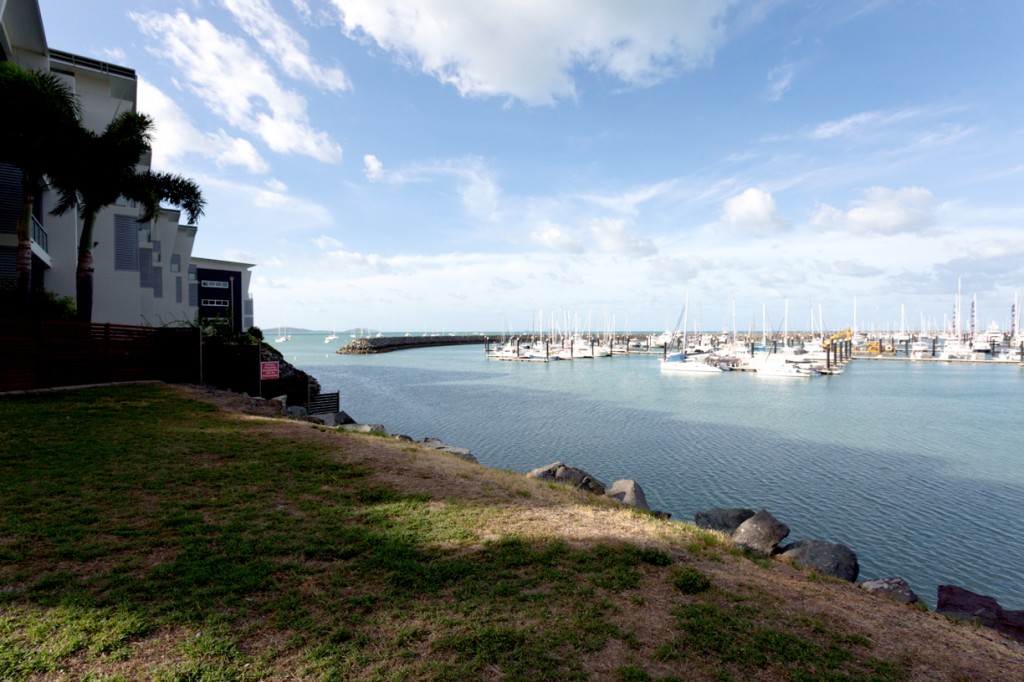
(39, 0), (1024, 334)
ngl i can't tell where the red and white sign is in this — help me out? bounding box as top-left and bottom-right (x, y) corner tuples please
(260, 361), (280, 380)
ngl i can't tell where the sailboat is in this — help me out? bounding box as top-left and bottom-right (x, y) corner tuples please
(750, 299), (817, 377)
(274, 327), (289, 343)
(324, 327), (338, 344)
(660, 290), (724, 374)
(940, 278), (971, 360)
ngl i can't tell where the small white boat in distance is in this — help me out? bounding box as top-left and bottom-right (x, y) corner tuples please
(755, 361), (817, 378)
(660, 352), (724, 374)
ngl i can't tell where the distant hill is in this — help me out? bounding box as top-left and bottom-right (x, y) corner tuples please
(262, 328), (381, 335)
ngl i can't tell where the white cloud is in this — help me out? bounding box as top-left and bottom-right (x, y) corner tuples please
(811, 112), (881, 140)
(221, 0), (350, 92)
(721, 188), (784, 230)
(530, 222), (584, 253)
(812, 187), (937, 235)
(527, 216), (656, 257)
(366, 155), (500, 220)
(363, 154), (384, 181)
(580, 179), (683, 214)
(911, 124), (974, 150)
(588, 217), (658, 257)
(766, 62), (797, 102)
(832, 260), (884, 277)
(455, 162), (500, 220)
(102, 47), (127, 63)
(810, 108), (924, 140)
(650, 255), (702, 282)
(138, 78), (270, 174)
(131, 10), (342, 163)
(291, 0), (313, 21)
(314, 236), (391, 273)
(330, 0), (734, 105)
(202, 175), (333, 226)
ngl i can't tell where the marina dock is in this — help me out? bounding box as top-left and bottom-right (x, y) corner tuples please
(335, 333), (1024, 368)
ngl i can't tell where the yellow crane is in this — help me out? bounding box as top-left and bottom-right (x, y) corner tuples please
(823, 327), (852, 349)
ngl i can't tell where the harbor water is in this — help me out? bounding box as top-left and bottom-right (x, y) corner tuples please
(276, 333), (1024, 609)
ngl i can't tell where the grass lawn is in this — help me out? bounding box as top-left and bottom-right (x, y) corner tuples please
(0, 384), (1015, 680)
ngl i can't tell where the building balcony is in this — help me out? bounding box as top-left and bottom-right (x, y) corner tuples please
(30, 215), (52, 266)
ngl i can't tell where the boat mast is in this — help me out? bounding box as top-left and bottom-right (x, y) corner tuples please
(970, 293), (977, 338)
(783, 298), (789, 349)
(1013, 292), (1020, 338)
(761, 303), (767, 349)
(732, 300), (737, 346)
(853, 296), (858, 338)
(682, 289), (689, 351)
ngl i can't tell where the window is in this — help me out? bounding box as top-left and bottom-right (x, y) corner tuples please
(201, 299), (230, 307)
(139, 249), (153, 287)
(114, 216), (139, 271)
(201, 280), (229, 289)
(170, 254), (181, 273)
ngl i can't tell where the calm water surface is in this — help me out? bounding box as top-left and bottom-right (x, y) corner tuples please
(278, 334), (1024, 608)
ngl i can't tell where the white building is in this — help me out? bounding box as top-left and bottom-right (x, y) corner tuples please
(0, 0), (254, 332)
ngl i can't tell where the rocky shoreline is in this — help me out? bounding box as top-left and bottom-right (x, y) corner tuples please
(256, 390), (1024, 648)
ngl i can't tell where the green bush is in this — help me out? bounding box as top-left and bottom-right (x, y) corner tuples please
(671, 566), (712, 594)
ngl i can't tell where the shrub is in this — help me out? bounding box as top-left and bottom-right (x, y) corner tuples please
(671, 567), (712, 594)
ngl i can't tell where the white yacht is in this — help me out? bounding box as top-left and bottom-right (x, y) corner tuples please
(908, 340), (933, 360)
(659, 352), (725, 374)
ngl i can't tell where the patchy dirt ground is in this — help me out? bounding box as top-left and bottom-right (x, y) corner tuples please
(175, 384), (1024, 681)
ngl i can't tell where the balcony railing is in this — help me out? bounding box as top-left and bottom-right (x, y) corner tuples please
(30, 215), (49, 253)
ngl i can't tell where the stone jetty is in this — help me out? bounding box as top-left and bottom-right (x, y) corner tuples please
(337, 335), (487, 354)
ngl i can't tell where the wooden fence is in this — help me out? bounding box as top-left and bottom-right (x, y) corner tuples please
(0, 319), (199, 392)
(0, 319), (324, 409)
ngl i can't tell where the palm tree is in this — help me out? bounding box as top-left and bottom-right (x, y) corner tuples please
(0, 61), (81, 310)
(53, 112), (205, 322)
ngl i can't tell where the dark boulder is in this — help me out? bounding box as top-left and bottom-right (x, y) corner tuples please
(731, 509), (789, 556)
(421, 437), (478, 463)
(525, 461), (606, 495)
(860, 577), (920, 605)
(936, 585), (1024, 644)
(605, 479), (649, 510)
(779, 539), (859, 582)
(525, 461), (564, 482)
(337, 423), (387, 435)
(694, 507), (755, 536)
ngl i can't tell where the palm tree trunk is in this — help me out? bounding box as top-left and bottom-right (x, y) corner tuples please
(75, 246), (94, 323)
(15, 191), (34, 310)
(75, 210), (97, 323)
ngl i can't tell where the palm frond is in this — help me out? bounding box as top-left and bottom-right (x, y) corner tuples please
(121, 171), (206, 225)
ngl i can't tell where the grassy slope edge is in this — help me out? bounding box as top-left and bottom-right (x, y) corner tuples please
(0, 383), (1020, 681)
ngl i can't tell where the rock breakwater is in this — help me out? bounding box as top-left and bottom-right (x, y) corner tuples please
(337, 335), (487, 354)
